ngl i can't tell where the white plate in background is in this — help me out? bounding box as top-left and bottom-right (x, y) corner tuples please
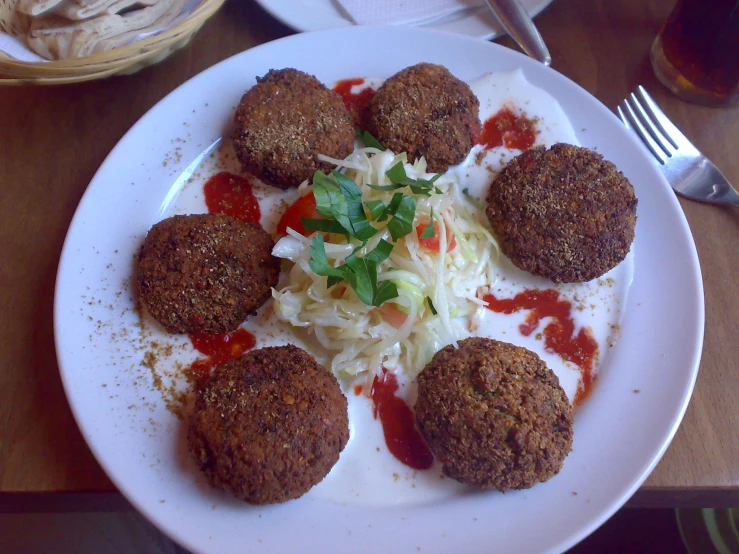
(254, 0), (555, 40)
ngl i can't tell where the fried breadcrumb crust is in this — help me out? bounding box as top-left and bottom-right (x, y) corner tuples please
(233, 68), (355, 190)
(138, 213), (278, 334)
(415, 337), (573, 491)
(486, 143), (637, 283)
(188, 345), (349, 504)
(368, 63), (480, 173)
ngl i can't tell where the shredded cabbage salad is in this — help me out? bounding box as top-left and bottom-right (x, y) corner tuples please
(271, 147), (499, 381)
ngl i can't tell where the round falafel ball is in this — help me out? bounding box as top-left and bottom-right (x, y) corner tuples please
(485, 143), (637, 283)
(367, 63), (480, 173)
(415, 337), (573, 491)
(188, 345), (349, 504)
(232, 68), (355, 190)
(138, 213), (279, 334)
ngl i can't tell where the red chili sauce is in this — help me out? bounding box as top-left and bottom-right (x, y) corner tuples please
(371, 369), (433, 470)
(203, 172), (261, 225)
(188, 328), (256, 380)
(483, 289), (598, 406)
(478, 107), (538, 151)
(333, 78), (375, 130)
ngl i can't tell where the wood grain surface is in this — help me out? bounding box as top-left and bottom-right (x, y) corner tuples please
(0, 0), (737, 505)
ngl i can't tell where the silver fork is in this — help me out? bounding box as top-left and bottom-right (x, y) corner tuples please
(617, 86), (739, 205)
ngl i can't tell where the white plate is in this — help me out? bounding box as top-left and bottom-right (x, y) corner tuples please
(54, 26), (703, 554)
(254, 0), (555, 40)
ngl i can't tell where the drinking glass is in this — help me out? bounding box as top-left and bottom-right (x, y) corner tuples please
(650, 0), (739, 107)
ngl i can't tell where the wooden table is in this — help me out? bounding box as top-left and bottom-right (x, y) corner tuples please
(0, 0), (737, 511)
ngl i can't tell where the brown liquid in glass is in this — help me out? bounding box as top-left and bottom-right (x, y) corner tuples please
(659, 0), (739, 99)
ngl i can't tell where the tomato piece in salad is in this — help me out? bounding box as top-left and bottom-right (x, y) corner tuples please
(376, 302), (409, 329)
(416, 220), (457, 253)
(276, 192), (321, 236)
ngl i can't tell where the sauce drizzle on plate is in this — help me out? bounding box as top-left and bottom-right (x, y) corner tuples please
(479, 107), (538, 151)
(188, 328), (256, 379)
(203, 172), (261, 225)
(334, 78), (375, 129)
(371, 369), (433, 470)
(483, 289), (598, 406)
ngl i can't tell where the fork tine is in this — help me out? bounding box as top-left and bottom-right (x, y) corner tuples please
(629, 92), (675, 156)
(617, 106), (633, 130)
(616, 106), (642, 142)
(620, 98), (668, 164)
(636, 86), (700, 155)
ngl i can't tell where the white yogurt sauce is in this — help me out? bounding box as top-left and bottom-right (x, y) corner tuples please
(453, 70), (579, 199)
(153, 70), (634, 506)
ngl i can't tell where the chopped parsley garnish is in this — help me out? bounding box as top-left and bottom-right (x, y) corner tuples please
(308, 234), (344, 281)
(365, 199), (386, 221)
(385, 161), (406, 184)
(369, 161), (442, 196)
(462, 187), (485, 210)
(304, 164), (444, 307)
(312, 171), (377, 241)
(418, 209), (436, 239)
(386, 195), (416, 241)
(302, 218), (346, 234)
(308, 235), (398, 306)
(357, 127), (386, 150)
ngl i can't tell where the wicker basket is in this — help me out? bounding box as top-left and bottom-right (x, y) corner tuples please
(0, 0), (225, 85)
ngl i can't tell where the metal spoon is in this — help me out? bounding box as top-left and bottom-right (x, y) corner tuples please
(484, 0), (552, 66)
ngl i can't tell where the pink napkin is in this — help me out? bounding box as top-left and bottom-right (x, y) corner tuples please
(337, 0), (484, 26)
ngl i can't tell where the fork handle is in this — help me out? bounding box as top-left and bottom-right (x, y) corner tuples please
(711, 186), (739, 205)
(484, 0), (552, 66)
(680, 183), (739, 205)
(705, 164), (739, 205)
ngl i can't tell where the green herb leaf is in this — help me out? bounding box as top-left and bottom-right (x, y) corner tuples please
(333, 171), (378, 240)
(404, 174), (441, 197)
(408, 182), (434, 196)
(375, 281), (399, 306)
(363, 239), (394, 264)
(386, 161), (407, 184)
(367, 182), (404, 192)
(370, 168), (443, 196)
(308, 235), (345, 281)
(462, 187), (485, 210)
(327, 275), (344, 288)
(313, 172), (349, 224)
(354, 227), (378, 242)
(332, 170), (363, 202)
(302, 218), (347, 234)
(308, 236), (397, 306)
(304, 158), (444, 307)
(387, 195), (417, 241)
(365, 199), (386, 221)
(425, 296), (438, 315)
(343, 254), (377, 306)
(360, 129), (386, 151)
(377, 192), (404, 222)
(419, 211), (436, 239)
(312, 171), (377, 240)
